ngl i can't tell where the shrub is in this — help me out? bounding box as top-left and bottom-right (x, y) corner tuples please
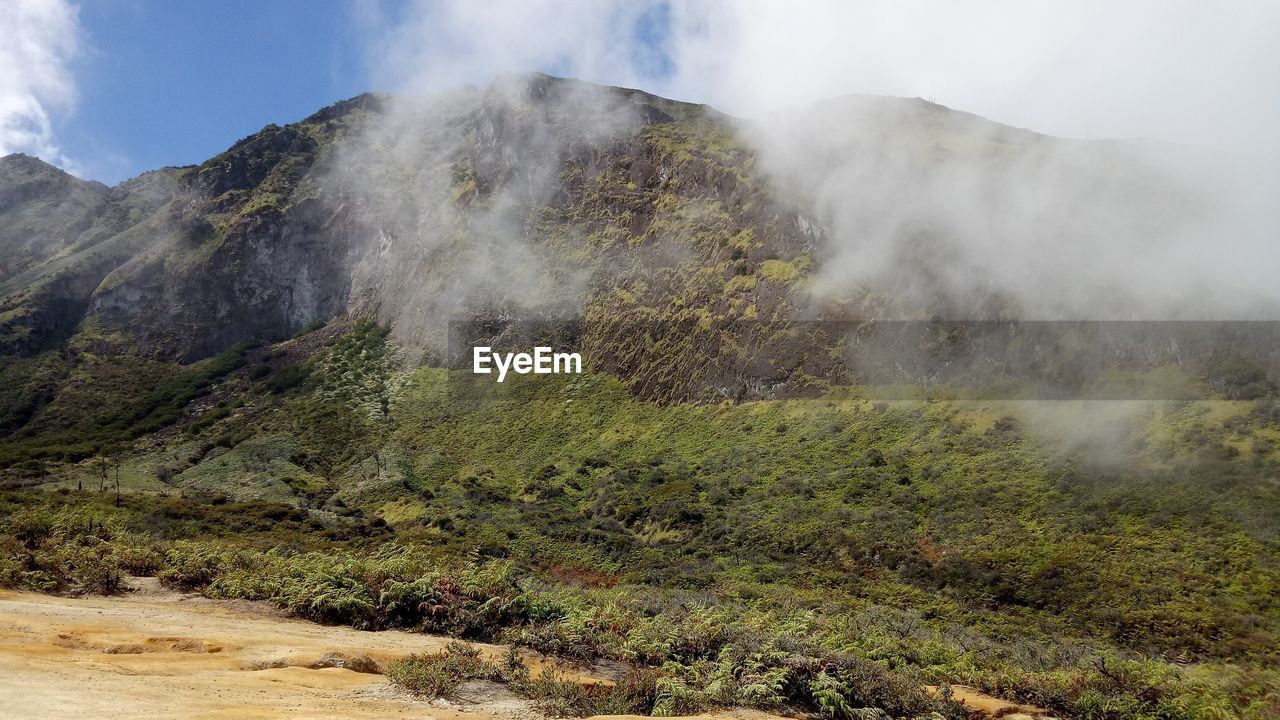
(267, 365), (312, 394)
(387, 653), (462, 697)
(517, 669), (657, 718)
(66, 543), (124, 594)
(158, 543), (225, 589)
(652, 676), (709, 717)
(386, 642), (502, 698)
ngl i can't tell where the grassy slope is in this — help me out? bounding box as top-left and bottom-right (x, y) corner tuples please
(381, 366), (1280, 658)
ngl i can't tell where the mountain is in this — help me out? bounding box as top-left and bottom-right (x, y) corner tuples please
(3, 74), (1268, 407)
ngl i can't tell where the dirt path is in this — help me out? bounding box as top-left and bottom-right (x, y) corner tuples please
(926, 684), (1057, 720)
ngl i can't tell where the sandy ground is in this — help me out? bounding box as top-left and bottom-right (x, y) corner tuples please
(0, 580), (1046, 719)
(0, 579), (602, 720)
(0, 581), (780, 720)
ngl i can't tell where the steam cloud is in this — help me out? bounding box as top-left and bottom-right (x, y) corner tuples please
(350, 0), (1280, 321)
(0, 0), (80, 172)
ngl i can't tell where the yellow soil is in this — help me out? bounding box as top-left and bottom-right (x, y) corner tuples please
(0, 581), (778, 720)
(0, 580), (597, 719)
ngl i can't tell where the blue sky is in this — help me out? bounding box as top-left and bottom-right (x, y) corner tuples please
(61, 1), (374, 184)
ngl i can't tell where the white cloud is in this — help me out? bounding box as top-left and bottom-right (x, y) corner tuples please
(0, 0), (81, 172)
(662, 1), (1280, 158)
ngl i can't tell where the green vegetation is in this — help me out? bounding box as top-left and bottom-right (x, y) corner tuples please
(0, 345), (249, 466)
(3, 488), (1274, 719)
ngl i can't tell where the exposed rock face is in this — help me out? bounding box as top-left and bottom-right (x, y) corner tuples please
(88, 194), (360, 360)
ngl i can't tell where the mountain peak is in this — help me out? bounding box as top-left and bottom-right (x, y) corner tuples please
(0, 153), (105, 192)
